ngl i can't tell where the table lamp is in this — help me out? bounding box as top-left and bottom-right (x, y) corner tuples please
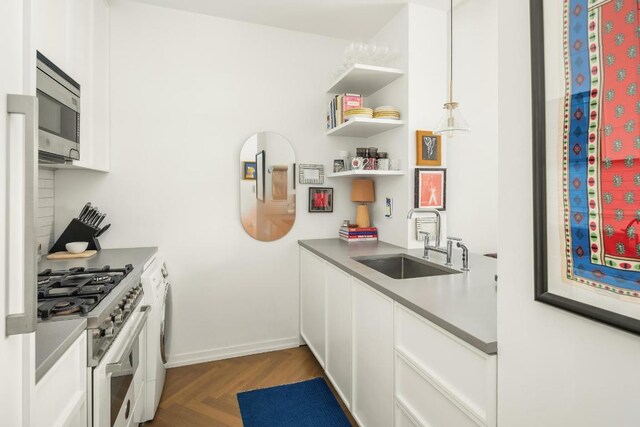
(351, 179), (375, 227)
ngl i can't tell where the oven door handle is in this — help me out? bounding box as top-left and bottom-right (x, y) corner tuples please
(106, 305), (150, 375)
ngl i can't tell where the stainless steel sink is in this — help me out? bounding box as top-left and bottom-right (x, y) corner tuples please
(352, 254), (460, 279)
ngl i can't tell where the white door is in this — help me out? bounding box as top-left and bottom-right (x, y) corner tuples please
(0, 0), (37, 425)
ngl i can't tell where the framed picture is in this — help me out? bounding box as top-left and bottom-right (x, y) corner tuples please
(414, 168), (446, 210)
(416, 130), (442, 166)
(299, 164), (324, 184)
(531, 0), (640, 335)
(255, 150), (265, 202)
(333, 159), (345, 173)
(309, 187), (333, 213)
(243, 161), (257, 180)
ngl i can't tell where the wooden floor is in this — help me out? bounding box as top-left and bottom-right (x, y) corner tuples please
(145, 346), (357, 426)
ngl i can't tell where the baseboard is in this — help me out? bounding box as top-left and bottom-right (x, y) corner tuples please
(165, 336), (301, 368)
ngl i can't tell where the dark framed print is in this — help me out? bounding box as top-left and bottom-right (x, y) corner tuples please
(416, 130), (442, 166)
(414, 168), (446, 210)
(309, 187), (333, 213)
(243, 161), (257, 180)
(255, 150), (265, 202)
(531, 0), (640, 335)
(333, 159), (345, 173)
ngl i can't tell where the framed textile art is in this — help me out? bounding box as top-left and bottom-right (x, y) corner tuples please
(531, 0), (640, 334)
(414, 168), (446, 210)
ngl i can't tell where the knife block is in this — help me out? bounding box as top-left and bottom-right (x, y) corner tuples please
(49, 219), (102, 254)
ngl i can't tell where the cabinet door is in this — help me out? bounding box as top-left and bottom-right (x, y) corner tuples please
(300, 248), (326, 367)
(33, 0), (69, 68)
(325, 263), (352, 407)
(352, 279), (394, 427)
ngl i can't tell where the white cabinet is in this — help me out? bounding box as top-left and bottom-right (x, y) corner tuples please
(352, 279), (394, 427)
(325, 262), (352, 408)
(34, 0), (111, 172)
(298, 247), (497, 427)
(394, 304), (497, 427)
(300, 248), (326, 367)
(34, 332), (88, 427)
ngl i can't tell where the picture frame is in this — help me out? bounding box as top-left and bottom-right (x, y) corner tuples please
(255, 150), (265, 202)
(299, 164), (325, 184)
(308, 187), (333, 213)
(243, 161), (257, 180)
(416, 130), (442, 166)
(333, 159), (345, 173)
(414, 168), (446, 211)
(530, 0), (640, 335)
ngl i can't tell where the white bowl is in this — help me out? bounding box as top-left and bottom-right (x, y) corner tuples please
(65, 242), (89, 254)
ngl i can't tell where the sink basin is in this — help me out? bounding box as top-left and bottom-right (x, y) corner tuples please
(352, 254), (460, 280)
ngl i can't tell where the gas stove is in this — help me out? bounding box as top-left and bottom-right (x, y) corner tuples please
(37, 264), (145, 366)
(37, 265), (133, 320)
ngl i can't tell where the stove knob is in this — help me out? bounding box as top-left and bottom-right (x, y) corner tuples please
(123, 302), (132, 312)
(112, 310), (123, 323)
(103, 321), (115, 337)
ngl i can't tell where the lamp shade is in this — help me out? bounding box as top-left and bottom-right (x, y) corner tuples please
(351, 179), (375, 203)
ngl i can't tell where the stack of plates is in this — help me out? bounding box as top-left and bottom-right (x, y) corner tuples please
(373, 106), (400, 120)
(344, 107), (373, 120)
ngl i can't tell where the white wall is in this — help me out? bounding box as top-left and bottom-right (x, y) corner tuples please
(37, 167), (55, 253)
(497, 0), (640, 425)
(444, 0), (499, 255)
(55, 0), (352, 366)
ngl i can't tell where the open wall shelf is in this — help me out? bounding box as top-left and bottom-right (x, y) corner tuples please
(326, 118), (405, 138)
(327, 170), (404, 178)
(327, 64), (404, 96)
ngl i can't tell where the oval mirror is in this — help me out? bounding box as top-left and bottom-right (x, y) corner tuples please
(240, 132), (296, 241)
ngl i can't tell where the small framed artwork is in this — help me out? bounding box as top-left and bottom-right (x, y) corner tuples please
(333, 159), (345, 173)
(299, 164), (324, 184)
(309, 187), (333, 213)
(255, 150), (265, 202)
(414, 168), (446, 210)
(243, 161), (257, 180)
(416, 130), (442, 166)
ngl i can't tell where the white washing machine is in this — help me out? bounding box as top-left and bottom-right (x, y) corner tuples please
(140, 256), (172, 422)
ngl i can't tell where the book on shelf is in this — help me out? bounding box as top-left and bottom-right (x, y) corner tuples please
(327, 93), (363, 130)
(340, 236), (378, 242)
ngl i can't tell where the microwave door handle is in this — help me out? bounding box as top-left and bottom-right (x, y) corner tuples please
(106, 305), (150, 374)
(6, 94), (38, 336)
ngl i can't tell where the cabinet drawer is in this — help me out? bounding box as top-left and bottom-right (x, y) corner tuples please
(395, 305), (496, 426)
(35, 333), (88, 427)
(395, 354), (479, 427)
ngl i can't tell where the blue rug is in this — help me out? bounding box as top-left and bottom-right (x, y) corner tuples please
(237, 377), (351, 427)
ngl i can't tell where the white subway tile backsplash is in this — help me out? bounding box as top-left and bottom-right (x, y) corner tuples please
(37, 167), (55, 253)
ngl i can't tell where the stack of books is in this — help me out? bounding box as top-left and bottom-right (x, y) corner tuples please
(339, 226), (378, 242)
(327, 93), (363, 129)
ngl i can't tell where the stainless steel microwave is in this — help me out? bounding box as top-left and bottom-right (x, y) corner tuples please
(36, 51), (80, 163)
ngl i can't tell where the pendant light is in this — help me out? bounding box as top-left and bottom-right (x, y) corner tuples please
(434, 0), (470, 138)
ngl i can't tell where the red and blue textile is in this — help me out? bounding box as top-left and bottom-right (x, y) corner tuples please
(562, 0), (640, 297)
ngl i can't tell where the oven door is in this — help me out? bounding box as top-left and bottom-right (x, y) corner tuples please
(94, 305), (149, 427)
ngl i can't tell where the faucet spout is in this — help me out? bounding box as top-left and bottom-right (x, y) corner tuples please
(407, 208), (442, 247)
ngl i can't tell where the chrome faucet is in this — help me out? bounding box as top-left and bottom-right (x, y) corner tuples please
(407, 208), (442, 247)
(408, 208), (470, 270)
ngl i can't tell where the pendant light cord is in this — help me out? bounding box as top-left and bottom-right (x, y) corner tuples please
(449, 0), (453, 103)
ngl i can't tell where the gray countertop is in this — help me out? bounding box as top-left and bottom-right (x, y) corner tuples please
(35, 247), (158, 381)
(299, 239), (497, 354)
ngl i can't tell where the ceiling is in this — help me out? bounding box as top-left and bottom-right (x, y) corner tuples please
(129, 0), (453, 40)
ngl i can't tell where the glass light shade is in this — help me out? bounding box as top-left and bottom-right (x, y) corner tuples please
(434, 102), (470, 138)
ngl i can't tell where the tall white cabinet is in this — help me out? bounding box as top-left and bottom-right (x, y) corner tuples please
(299, 246), (497, 427)
(33, 0), (111, 172)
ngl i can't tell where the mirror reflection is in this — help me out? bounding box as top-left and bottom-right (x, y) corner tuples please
(240, 132), (296, 241)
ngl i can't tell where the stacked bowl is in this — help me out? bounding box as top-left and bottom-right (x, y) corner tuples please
(344, 107), (373, 120)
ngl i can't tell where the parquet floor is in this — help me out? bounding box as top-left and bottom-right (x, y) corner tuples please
(145, 346), (357, 427)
